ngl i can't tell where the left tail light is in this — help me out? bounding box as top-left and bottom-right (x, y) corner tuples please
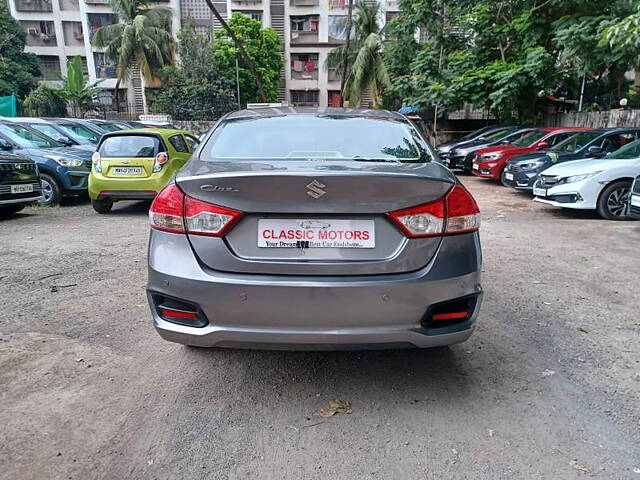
(149, 183), (243, 237)
(387, 184), (480, 237)
(153, 151), (168, 173)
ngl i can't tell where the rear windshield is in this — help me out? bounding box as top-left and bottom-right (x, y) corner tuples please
(201, 115), (431, 162)
(98, 135), (160, 158)
(552, 131), (601, 152)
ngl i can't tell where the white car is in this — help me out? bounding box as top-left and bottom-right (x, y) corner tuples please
(533, 139), (640, 220)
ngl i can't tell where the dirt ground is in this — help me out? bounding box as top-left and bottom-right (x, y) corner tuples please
(1, 176), (639, 480)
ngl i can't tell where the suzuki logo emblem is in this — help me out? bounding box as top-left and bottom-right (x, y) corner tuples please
(306, 180), (326, 199)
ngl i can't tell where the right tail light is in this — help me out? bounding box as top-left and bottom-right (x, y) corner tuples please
(149, 183), (243, 237)
(388, 184), (480, 237)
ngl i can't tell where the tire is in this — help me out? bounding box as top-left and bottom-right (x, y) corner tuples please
(39, 173), (61, 206)
(596, 180), (632, 220)
(91, 198), (113, 214)
(0, 205), (25, 218)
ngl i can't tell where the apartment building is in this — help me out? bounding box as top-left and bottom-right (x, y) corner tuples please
(179, 0), (401, 107)
(7, 0), (180, 113)
(7, 0), (400, 112)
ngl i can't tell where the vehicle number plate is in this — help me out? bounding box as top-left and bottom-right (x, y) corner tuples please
(258, 219), (375, 249)
(631, 194), (640, 207)
(505, 172), (514, 181)
(10, 184), (33, 194)
(472, 163), (479, 170)
(111, 167), (142, 175)
(533, 187), (547, 197)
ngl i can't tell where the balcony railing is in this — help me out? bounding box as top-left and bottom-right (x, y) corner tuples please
(15, 0), (52, 12)
(290, 30), (318, 44)
(290, 0), (318, 6)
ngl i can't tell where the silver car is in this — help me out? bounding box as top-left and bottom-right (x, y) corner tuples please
(146, 108), (483, 350)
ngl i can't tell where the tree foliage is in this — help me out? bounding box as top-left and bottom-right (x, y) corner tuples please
(55, 56), (104, 117)
(22, 84), (67, 117)
(92, 0), (174, 84)
(385, 0), (639, 121)
(212, 13), (284, 104)
(150, 24), (236, 120)
(0, 3), (40, 99)
(326, 2), (390, 106)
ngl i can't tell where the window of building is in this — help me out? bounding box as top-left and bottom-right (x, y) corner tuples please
(328, 15), (353, 42)
(290, 53), (319, 80)
(22, 21), (57, 47)
(290, 15), (319, 43)
(290, 90), (319, 107)
(94, 53), (117, 79)
(233, 10), (262, 22)
(38, 56), (61, 80)
(328, 90), (342, 107)
(62, 21), (84, 46)
(15, 0), (52, 12)
(88, 13), (117, 41)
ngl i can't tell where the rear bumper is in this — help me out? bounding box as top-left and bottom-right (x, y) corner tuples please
(147, 231), (483, 350)
(88, 171), (171, 200)
(97, 190), (157, 201)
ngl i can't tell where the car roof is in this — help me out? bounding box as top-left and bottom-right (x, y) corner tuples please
(225, 107), (408, 121)
(101, 128), (192, 137)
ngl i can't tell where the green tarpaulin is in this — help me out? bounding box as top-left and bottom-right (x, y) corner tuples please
(0, 95), (18, 117)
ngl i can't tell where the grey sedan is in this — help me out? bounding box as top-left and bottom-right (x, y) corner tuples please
(146, 108), (483, 350)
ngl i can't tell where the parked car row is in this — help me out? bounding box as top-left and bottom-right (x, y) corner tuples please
(0, 117), (185, 214)
(438, 125), (640, 220)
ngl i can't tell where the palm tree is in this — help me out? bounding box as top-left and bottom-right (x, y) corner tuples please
(92, 0), (174, 109)
(326, 2), (390, 107)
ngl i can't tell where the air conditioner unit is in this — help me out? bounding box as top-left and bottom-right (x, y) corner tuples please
(27, 27), (39, 35)
(40, 33), (51, 41)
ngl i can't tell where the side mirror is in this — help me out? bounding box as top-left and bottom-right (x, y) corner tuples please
(536, 141), (549, 150)
(587, 146), (602, 156)
(59, 136), (74, 146)
(0, 139), (12, 150)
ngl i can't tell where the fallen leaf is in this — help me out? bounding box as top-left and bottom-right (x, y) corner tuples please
(569, 459), (591, 473)
(577, 327), (589, 334)
(318, 399), (352, 417)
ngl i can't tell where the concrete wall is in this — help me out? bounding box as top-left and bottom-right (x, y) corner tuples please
(548, 109), (640, 128)
(172, 120), (218, 135)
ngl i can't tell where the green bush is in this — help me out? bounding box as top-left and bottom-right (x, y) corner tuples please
(22, 84), (67, 117)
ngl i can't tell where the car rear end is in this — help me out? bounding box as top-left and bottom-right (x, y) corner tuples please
(88, 130), (178, 204)
(0, 154), (42, 213)
(146, 110), (483, 350)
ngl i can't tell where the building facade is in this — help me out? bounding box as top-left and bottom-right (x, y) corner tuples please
(7, 0), (400, 113)
(181, 0), (401, 107)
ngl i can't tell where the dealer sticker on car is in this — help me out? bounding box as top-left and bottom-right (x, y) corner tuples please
(533, 187), (547, 197)
(10, 184), (33, 194)
(258, 219), (375, 248)
(631, 194), (640, 207)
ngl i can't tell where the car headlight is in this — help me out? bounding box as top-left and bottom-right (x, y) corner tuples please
(480, 153), (503, 161)
(518, 159), (546, 170)
(564, 171), (602, 183)
(45, 155), (84, 167)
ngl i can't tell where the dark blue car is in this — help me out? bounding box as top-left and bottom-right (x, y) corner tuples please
(0, 122), (91, 205)
(503, 128), (640, 191)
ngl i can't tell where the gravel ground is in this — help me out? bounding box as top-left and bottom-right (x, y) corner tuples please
(1, 176), (639, 480)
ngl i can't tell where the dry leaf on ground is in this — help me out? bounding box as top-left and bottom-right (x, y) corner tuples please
(318, 399), (353, 417)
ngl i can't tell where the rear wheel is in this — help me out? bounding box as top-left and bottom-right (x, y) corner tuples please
(91, 198), (113, 214)
(596, 181), (632, 220)
(39, 174), (61, 206)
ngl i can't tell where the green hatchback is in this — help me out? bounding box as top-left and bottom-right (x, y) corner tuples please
(88, 129), (199, 213)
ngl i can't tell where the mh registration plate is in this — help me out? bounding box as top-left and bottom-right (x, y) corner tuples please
(505, 172), (514, 181)
(472, 163), (479, 170)
(631, 194), (640, 207)
(258, 219), (375, 249)
(111, 167), (142, 175)
(10, 184), (33, 194)
(533, 187), (547, 197)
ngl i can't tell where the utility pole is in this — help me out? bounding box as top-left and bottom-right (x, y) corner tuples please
(340, 0), (354, 107)
(203, 0), (268, 102)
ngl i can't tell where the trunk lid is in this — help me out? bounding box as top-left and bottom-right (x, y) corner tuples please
(177, 160), (455, 275)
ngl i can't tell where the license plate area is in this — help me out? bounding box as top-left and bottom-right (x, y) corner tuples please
(533, 187), (547, 197)
(111, 167), (143, 175)
(505, 172), (514, 181)
(631, 194), (640, 207)
(10, 184), (34, 194)
(258, 219), (375, 249)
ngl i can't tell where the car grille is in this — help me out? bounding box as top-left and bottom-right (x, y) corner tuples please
(85, 159), (92, 170)
(0, 181), (41, 200)
(539, 175), (561, 185)
(0, 162), (36, 171)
